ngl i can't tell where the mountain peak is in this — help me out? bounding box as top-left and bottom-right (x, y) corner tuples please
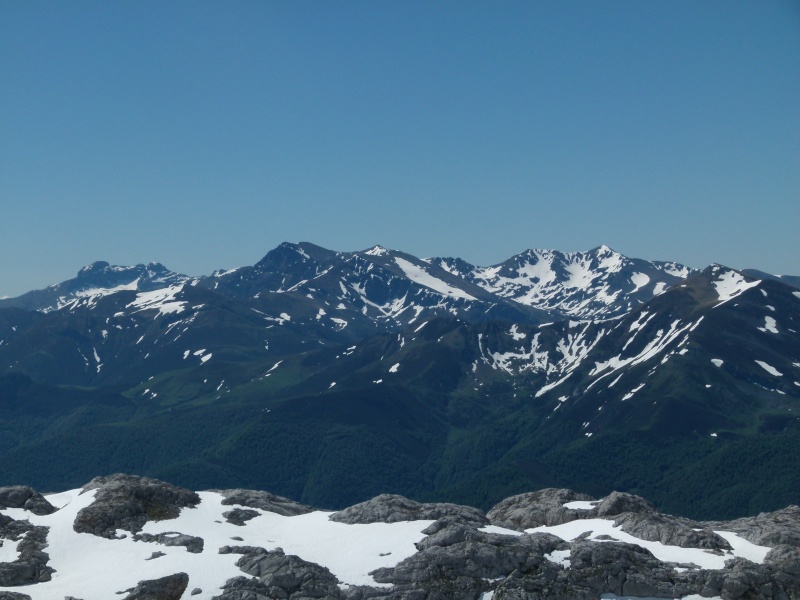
(77, 261), (111, 277)
(363, 245), (390, 257)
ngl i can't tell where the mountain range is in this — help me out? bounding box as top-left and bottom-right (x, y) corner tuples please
(0, 243), (798, 520)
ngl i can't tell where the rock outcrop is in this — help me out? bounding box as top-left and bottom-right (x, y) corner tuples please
(0, 488), (56, 517)
(120, 573), (189, 600)
(330, 494), (488, 526)
(486, 488), (596, 529)
(213, 547), (342, 600)
(73, 474), (200, 538)
(214, 489), (313, 517)
(0, 515), (53, 586)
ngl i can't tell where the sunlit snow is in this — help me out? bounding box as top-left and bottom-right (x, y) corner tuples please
(0, 489), (433, 599)
(711, 270), (760, 307)
(394, 257), (476, 300)
(757, 316), (779, 334)
(754, 360), (783, 376)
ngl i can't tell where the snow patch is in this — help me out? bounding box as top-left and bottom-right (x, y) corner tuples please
(755, 360), (782, 377)
(629, 272), (650, 293)
(757, 316), (779, 334)
(394, 257), (476, 300)
(712, 271), (760, 307)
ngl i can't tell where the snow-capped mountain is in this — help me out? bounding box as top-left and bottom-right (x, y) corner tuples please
(0, 243), (798, 522)
(435, 245), (694, 320)
(0, 261), (191, 314)
(1, 474), (797, 600)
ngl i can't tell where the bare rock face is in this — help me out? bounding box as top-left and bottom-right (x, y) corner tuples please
(329, 494), (488, 526)
(214, 489), (313, 517)
(486, 488), (596, 530)
(0, 515), (53, 586)
(133, 532), (204, 554)
(222, 508), (261, 526)
(73, 474), (200, 538)
(212, 547), (342, 600)
(611, 511), (731, 550)
(0, 592), (32, 600)
(0, 487), (56, 516)
(705, 505), (800, 547)
(120, 573), (189, 600)
(592, 491), (655, 517)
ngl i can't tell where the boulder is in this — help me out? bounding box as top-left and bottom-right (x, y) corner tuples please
(133, 531), (204, 553)
(0, 487), (56, 516)
(330, 494), (487, 526)
(212, 547), (342, 599)
(73, 474), (200, 538)
(487, 488), (595, 530)
(121, 572), (189, 600)
(214, 489), (313, 516)
(223, 508), (261, 526)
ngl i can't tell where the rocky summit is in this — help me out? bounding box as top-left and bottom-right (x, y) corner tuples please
(0, 474), (799, 600)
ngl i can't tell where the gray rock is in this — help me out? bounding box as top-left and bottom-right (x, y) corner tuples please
(212, 547), (342, 599)
(0, 593), (32, 600)
(704, 505), (800, 547)
(371, 521), (563, 595)
(611, 511), (732, 550)
(592, 491), (655, 517)
(190, 589), (202, 596)
(218, 545), (270, 555)
(73, 474), (200, 538)
(0, 519), (53, 586)
(223, 508), (261, 526)
(133, 531), (204, 553)
(330, 494), (487, 526)
(121, 572), (189, 600)
(214, 489), (313, 517)
(0, 487), (56, 516)
(486, 488), (595, 530)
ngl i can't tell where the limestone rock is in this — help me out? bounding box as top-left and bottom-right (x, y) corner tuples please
(133, 531), (204, 553)
(212, 547), (342, 599)
(705, 505), (800, 547)
(486, 488), (595, 530)
(592, 491), (655, 517)
(611, 511), (731, 550)
(73, 474), (200, 538)
(0, 518), (53, 586)
(121, 572), (189, 600)
(330, 494), (487, 526)
(223, 508), (261, 526)
(214, 489), (313, 517)
(0, 592), (32, 600)
(0, 487), (56, 516)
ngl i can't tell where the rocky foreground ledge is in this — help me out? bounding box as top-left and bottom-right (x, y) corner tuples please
(0, 475), (798, 600)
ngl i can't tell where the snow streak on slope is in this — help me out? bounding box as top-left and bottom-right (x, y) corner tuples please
(393, 257), (476, 300)
(126, 285), (188, 317)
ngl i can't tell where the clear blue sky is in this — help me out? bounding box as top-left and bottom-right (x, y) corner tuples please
(2, 0), (798, 297)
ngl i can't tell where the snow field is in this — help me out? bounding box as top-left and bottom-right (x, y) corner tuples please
(0, 490), (434, 600)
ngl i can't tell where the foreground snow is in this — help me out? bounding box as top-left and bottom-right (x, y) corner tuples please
(0, 488), (432, 599)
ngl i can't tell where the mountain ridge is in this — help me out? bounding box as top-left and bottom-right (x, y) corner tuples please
(0, 243), (798, 521)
